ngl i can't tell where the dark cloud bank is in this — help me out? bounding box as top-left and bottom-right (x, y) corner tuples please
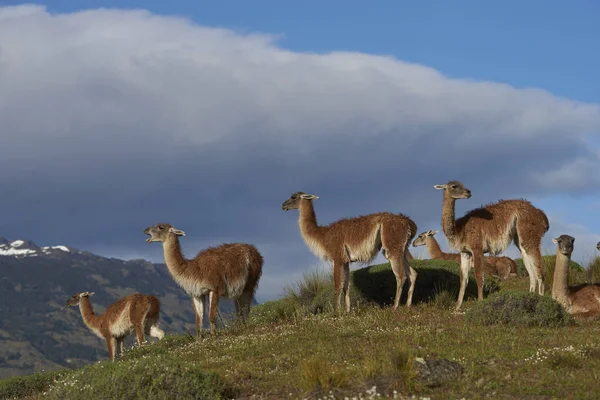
(1, 5), (600, 299)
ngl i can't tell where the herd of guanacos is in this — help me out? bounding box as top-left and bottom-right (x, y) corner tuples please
(60, 180), (600, 361)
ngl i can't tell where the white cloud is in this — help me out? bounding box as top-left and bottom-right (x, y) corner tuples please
(1, 5), (600, 301)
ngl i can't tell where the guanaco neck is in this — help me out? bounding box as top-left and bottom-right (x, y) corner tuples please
(441, 191), (458, 241)
(298, 199), (321, 238)
(425, 236), (445, 259)
(552, 250), (571, 305)
(162, 235), (189, 277)
(78, 297), (102, 330)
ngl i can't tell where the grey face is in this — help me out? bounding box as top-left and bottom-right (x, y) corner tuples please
(63, 293), (81, 308)
(553, 234), (575, 255)
(434, 180), (472, 199)
(143, 223), (186, 243)
(281, 192), (319, 211)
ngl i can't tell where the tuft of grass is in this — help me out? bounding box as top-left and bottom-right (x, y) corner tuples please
(298, 355), (350, 394)
(284, 268), (337, 314)
(465, 290), (573, 328)
(431, 289), (456, 310)
(387, 347), (417, 390)
(545, 353), (583, 370)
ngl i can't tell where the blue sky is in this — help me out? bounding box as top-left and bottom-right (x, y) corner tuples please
(0, 2), (599, 301)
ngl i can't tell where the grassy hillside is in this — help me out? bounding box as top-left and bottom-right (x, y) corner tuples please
(0, 252), (251, 379)
(2, 255), (599, 400)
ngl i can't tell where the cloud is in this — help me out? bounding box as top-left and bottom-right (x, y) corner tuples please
(1, 5), (600, 300)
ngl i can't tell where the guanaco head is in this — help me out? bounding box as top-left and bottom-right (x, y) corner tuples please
(61, 291), (95, 310)
(596, 241), (600, 251)
(433, 181), (472, 199)
(143, 223), (186, 243)
(552, 234), (575, 256)
(412, 229), (439, 247)
(282, 192), (319, 211)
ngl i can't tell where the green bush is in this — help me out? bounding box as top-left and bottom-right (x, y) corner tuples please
(0, 370), (66, 399)
(42, 355), (230, 400)
(465, 291), (572, 328)
(352, 259), (499, 307)
(252, 259), (503, 325)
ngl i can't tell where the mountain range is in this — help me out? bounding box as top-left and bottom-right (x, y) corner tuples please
(0, 237), (252, 379)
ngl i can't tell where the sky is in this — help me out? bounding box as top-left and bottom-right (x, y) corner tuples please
(0, 1), (599, 302)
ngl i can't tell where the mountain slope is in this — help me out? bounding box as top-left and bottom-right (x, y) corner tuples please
(0, 237), (252, 379)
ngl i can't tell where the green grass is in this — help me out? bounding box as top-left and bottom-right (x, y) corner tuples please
(3, 256), (600, 400)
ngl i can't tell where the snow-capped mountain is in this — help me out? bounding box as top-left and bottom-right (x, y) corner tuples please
(0, 237), (75, 257)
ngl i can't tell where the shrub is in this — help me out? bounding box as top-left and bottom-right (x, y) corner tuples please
(0, 370), (66, 399)
(42, 356), (230, 400)
(352, 259), (498, 307)
(465, 290), (572, 328)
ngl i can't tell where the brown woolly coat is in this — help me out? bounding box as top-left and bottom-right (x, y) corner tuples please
(298, 200), (416, 264)
(163, 238), (264, 299)
(79, 294), (160, 339)
(442, 198), (549, 255)
(552, 250), (600, 316)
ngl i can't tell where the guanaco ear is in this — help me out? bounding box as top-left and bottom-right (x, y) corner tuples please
(430, 230), (439, 236)
(434, 184), (447, 190)
(169, 227), (186, 236)
(552, 238), (559, 244)
(300, 194), (319, 200)
(81, 292), (94, 297)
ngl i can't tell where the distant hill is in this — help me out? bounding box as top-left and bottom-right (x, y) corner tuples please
(0, 238), (255, 379)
